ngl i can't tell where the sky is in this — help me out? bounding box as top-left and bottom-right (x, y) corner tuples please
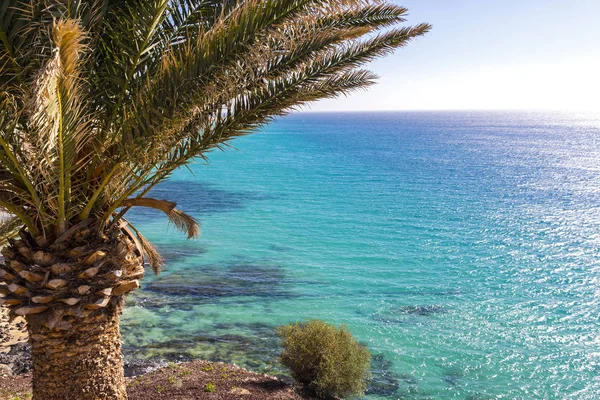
(309, 0), (600, 112)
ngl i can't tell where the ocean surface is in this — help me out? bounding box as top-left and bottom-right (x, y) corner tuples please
(122, 111), (600, 399)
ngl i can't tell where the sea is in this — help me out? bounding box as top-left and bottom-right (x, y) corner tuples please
(122, 111), (600, 399)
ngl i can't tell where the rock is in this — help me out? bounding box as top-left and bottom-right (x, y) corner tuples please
(0, 307), (31, 375)
(229, 388), (251, 395)
(0, 342), (32, 375)
(0, 363), (12, 376)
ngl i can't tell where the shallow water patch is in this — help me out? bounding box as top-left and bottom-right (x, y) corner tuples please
(154, 243), (208, 264)
(146, 263), (294, 302)
(442, 366), (466, 387)
(366, 353), (414, 397)
(370, 304), (449, 326)
(123, 321), (283, 375)
(267, 244), (293, 252)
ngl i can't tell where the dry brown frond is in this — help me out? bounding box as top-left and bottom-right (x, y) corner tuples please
(134, 229), (164, 275)
(167, 209), (200, 239)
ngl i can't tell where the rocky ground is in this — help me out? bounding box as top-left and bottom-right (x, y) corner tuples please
(0, 308), (30, 377)
(1, 360), (305, 400)
(0, 307), (306, 399)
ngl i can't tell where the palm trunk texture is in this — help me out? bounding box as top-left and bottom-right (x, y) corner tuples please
(0, 225), (144, 399)
(27, 303), (126, 399)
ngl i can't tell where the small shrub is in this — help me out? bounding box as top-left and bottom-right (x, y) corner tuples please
(201, 364), (214, 372)
(277, 320), (371, 399)
(204, 383), (216, 393)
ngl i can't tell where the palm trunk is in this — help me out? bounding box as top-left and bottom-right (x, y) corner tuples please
(0, 225), (144, 400)
(26, 304), (127, 400)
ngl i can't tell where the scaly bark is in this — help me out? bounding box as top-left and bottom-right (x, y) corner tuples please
(0, 223), (144, 399)
(27, 303), (126, 400)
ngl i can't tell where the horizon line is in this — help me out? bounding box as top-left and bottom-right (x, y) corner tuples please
(296, 108), (599, 114)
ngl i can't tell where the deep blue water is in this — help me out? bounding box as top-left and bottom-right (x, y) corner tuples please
(122, 111), (600, 399)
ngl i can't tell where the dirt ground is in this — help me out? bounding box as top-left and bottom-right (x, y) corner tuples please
(0, 360), (308, 400)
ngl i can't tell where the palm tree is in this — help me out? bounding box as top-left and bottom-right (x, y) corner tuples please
(0, 0), (429, 398)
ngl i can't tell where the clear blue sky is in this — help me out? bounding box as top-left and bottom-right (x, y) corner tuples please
(310, 0), (600, 112)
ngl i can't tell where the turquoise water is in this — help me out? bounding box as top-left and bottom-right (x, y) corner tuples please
(122, 111), (600, 399)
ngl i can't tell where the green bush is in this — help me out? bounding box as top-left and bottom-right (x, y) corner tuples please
(277, 320), (371, 399)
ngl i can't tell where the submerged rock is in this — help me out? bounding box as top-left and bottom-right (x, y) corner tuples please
(370, 304), (449, 325)
(366, 353), (405, 397)
(146, 263), (292, 301)
(394, 304), (448, 316)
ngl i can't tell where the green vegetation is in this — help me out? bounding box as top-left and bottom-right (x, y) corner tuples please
(0, 388), (32, 400)
(204, 383), (217, 393)
(201, 364), (215, 372)
(278, 320), (372, 399)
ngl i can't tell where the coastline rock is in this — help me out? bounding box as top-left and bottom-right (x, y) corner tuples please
(0, 342), (31, 376)
(0, 306), (31, 376)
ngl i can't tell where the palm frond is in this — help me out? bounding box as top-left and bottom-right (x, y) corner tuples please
(123, 221), (164, 275)
(0, 0), (27, 90)
(27, 18), (92, 234)
(99, 0), (170, 127)
(121, 197), (200, 239)
(167, 208), (200, 239)
(121, 0), (327, 145)
(124, 22), (430, 193)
